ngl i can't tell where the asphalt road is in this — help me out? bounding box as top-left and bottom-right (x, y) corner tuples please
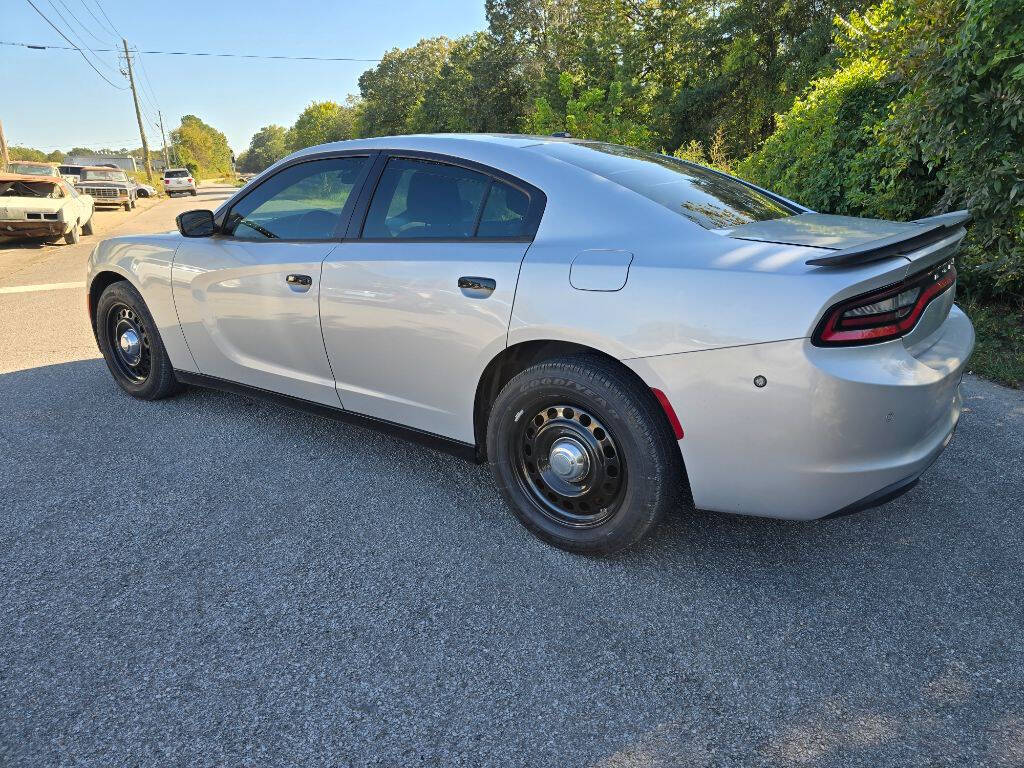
(1, 188), (1022, 767)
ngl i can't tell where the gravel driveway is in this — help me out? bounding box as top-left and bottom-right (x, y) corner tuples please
(0, 357), (1021, 766)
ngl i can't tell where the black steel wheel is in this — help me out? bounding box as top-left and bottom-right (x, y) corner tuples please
(106, 302), (152, 383)
(95, 281), (181, 400)
(513, 404), (626, 528)
(487, 355), (686, 554)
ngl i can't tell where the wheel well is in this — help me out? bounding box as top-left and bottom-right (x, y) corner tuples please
(473, 340), (640, 460)
(87, 271), (127, 330)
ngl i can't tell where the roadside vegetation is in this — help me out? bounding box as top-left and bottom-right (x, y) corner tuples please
(10, 0), (1020, 385)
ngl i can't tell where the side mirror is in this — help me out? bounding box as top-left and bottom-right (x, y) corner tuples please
(176, 209), (216, 237)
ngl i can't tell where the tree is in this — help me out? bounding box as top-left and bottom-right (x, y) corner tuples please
(240, 124), (289, 172)
(409, 32), (530, 133)
(358, 37), (453, 136)
(8, 146), (48, 161)
(286, 101), (356, 152)
(170, 115), (232, 178)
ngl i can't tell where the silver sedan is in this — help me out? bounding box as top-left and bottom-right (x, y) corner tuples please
(85, 134), (974, 553)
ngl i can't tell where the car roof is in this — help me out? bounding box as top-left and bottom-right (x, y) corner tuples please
(81, 165), (126, 171)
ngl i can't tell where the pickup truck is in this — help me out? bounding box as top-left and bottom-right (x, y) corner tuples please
(75, 167), (137, 211)
(0, 174), (95, 244)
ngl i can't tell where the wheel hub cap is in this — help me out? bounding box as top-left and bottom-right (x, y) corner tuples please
(549, 437), (589, 482)
(118, 328), (142, 365)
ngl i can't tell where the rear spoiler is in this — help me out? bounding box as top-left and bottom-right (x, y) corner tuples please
(806, 210), (971, 267)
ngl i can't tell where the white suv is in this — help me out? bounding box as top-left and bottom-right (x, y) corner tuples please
(163, 168), (197, 196)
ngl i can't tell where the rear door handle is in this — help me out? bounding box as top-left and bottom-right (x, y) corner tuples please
(458, 276), (496, 298)
(286, 274), (313, 292)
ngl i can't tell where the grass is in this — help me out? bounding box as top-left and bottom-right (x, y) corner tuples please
(959, 295), (1024, 389)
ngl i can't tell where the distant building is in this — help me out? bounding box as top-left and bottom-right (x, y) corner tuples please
(66, 153), (139, 172)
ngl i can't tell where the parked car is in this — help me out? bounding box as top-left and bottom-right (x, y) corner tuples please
(7, 160), (60, 177)
(86, 134), (974, 554)
(1, 173), (94, 244)
(163, 168), (197, 196)
(58, 164), (86, 185)
(76, 167), (136, 211)
(133, 181), (158, 198)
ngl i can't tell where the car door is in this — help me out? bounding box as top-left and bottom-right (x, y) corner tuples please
(319, 153), (545, 442)
(172, 153), (374, 406)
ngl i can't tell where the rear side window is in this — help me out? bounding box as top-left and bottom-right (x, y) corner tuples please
(363, 158), (490, 239)
(224, 156), (369, 240)
(534, 142), (796, 229)
(477, 182), (530, 238)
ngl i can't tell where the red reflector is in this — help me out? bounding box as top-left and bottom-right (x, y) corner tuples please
(651, 388), (684, 440)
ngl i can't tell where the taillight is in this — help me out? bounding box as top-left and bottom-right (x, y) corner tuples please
(813, 259), (956, 346)
(187, 178), (193, 183)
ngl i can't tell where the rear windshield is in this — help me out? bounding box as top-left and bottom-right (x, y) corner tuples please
(58, 165), (83, 174)
(534, 142), (797, 229)
(164, 170), (189, 178)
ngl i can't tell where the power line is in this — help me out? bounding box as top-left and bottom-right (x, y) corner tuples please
(21, 2), (127, 89)
(51, 0), (107, 46)
(77, 0), (119, 44)
(44, 0), (122, 77)
(0, 39), (382, 61)
(93, 0), (123, 40)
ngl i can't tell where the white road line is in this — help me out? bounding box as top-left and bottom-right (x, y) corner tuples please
(0, 282), (84, 295)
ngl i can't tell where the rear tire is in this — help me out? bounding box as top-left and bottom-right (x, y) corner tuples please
(123, 201), (131, 212)
(190, 189), (197, 196)
(95, 281), (182, 400)
(486, 355), (684, 555)
(64, 223), (80, 245)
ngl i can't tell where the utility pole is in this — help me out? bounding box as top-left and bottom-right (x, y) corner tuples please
(158, 110), (170, 170)
(122, 39), (154, 183)
(0, 119), (9, 171)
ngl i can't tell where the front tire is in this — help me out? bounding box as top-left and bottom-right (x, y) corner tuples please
(64, 223), (80, 245)
(82, 214), (94, 236)
(95, 281), (181, 400)
(486, 355), (684, 554)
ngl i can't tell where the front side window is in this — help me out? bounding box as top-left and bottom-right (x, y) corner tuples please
(362, 158), (489, 239)
(224, 156), (368, 240)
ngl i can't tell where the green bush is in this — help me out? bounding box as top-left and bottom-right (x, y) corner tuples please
(739, 0), (1024, 301)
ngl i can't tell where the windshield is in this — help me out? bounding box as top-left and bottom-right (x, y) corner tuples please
(0, 179), (62, 198)
(534, 141), (797, 229)
(81, 169), (128, 182)
(9, 163), (56, 177)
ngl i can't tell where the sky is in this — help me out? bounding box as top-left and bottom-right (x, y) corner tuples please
(3, 0), (488, 154)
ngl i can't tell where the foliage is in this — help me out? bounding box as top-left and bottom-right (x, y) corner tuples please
(170, 115), (232, 179)
(358, 38), (453, 136)
(287, 101), (357, 152)
(740, 0), (1024, 299)
(958, 295), (1024, 388)
(237, 124), (288, 173)
(524, 72), (654, 146)
(8, 146), (62, 162)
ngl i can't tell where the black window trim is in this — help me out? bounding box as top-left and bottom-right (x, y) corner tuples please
(346, 149), (547, 244)
(214, 150), (379, 243)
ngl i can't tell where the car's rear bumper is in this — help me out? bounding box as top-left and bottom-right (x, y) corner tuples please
(626, 304), (974, 520)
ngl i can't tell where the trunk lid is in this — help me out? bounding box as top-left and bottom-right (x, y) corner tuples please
(718, 212), (921, 250)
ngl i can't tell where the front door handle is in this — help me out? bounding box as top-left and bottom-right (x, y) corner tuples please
(458, 276), (496, 298)
(286, 274), (313, 292)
